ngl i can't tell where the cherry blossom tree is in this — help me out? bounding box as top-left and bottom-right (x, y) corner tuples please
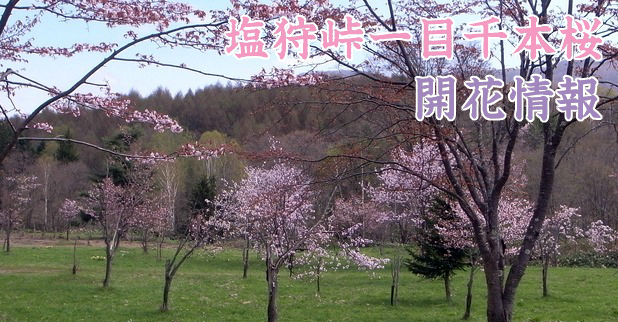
(133, 197), (169, 255)
(365, 142), (441, 305)
(125, 162), (172, 255)
(585, 220), (616, 253)
(229, 163), (323, 322)
(228, 162), (386, 322)
(227, 0), (618, 320)
(58, 198), (80, 240)
(152, 198), (175, 261)
(0, 174), (38, 252)
(81, 161), (161, 287)
(367, 143), (442, 244)
(82, 177), (124, 287)
(370, 145), (533, 317)
(535, 206), (583, 297)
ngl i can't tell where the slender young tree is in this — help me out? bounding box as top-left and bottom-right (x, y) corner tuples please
(0, 174), (38, 252)
(535, 206), (582, 297)
(160, 207), (230, 312)
(59, 198), (80, 240)
(82, 162), (160, 287)
(230, 163), (322, 322)
(228, 161), (387, 322)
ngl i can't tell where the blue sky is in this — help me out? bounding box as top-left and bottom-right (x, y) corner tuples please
(2, 0), (607, 115)
(4, 1), (293, 114)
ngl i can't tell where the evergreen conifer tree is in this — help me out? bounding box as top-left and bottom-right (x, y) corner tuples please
(406, 197), (468, 303)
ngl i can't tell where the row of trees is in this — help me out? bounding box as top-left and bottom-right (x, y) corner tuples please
(2, 0), (618, 321)
(3, 140), (616, 321)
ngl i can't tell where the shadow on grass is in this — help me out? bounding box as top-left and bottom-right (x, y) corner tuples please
(359, 295), (451, 308)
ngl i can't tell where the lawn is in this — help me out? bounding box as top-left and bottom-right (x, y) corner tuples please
(0, 240), (617, 321)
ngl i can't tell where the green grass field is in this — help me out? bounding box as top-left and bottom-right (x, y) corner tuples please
(0, 241), (617, 321)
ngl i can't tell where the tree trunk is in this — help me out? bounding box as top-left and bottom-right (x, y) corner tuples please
(142, 229), (149, 254)
(316, 256), (323, 294)
(267, 266), (279, 322)
(72, 240), (78, 275)
(161, 262), (173, 312)
(44, 167), (49, 232)
(542, 257), (549, 297)
(390, 256), (401, 306)
(242, 236), (250, 278)
(157, 237), (164, 261)
(463, 263), (477, 320)
(483, 257), (510, 322)
(66, 222), (70, 240)
(103, 247), (114, 288)
(444, 271), (452, 303)
(5, 229), (10, 253)
(288, 254), (294, 278)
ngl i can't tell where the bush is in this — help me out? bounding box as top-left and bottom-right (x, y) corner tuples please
(558, 252), (618, 268)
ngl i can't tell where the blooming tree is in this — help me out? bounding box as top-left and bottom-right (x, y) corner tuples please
(132, 197), (170, 255)
(228, 162), (386, 322)
(0, 174), (38, 252)
(82, 177), (124, 287)
(585, 220), (616, 253)
(535, 206), (583, 296)
(81, 161), (161, 287)
(127, 162), (171, 255)
(370, 144), (533, 316)
(58, 198), (81, 240)
(226, 0), (618, 320)
(368, 143), (442, 244)
(364, 142), (442, 305)
(329, 197), (390, 271)
(229, 163), (324, 322)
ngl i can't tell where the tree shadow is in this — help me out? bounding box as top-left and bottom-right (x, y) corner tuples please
(359, 295), (451, 308)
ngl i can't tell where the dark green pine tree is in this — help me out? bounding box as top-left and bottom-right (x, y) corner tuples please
(55, 129), (79, 164)
(99, 126), (144, 186)
(176, 174), (217, 239)
(189, 175), (216, 219)
(406, 197), (468, 303)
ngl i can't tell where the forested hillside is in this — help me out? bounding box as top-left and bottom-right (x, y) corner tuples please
(3, 77), (618, 235)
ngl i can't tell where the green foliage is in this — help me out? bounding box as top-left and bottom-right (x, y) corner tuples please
(188, 175), (216, 217)
(406, 198), (467, 280)
(96, 126), (145, 185)
(103, 126), (143, 153)
(0, 121), (43, 159)
(558, 252), (618, 268)
(0, 122), (12, 152)
(54, 129), (79, 164)
(176, 174), (217, 234)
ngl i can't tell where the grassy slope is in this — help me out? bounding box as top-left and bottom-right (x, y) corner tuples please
(0, 244), (617, 321)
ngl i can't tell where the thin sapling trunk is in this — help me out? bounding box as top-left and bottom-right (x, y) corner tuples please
(72, 240), (79, 275)
(242, 235), (250, 278)
(390, 255), (402, 306)
(462, 256), (478, 320)
(160, 236), (199, 312)
(444, 271), (452, 304)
